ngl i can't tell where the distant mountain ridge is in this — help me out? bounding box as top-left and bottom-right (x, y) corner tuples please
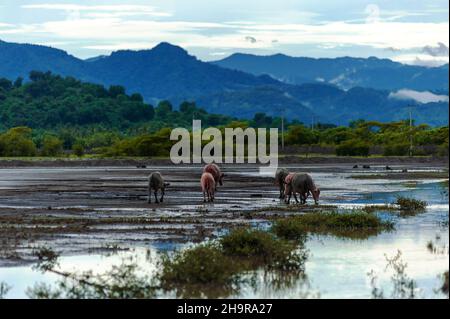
(0, 39), (448, 126)
(212, 53), (449, 92)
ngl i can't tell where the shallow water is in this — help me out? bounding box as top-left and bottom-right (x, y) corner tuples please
(0, 166), (448, 299)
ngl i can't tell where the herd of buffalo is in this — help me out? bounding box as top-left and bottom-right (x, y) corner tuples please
(147, 164), (320, 205)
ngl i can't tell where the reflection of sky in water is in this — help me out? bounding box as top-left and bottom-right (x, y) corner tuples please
(0, 176), (448, 299)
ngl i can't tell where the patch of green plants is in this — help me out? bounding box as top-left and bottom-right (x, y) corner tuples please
(368, 250), (419, 299)
(157, 227), (308, 297)
(159, 243), (237, 287)
(219, 228), (307, 271)
(271, 210), (394, 240)
(395, 196), (427, 212)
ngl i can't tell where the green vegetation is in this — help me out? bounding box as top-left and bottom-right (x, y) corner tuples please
(1, 72), (448, 158)
(272, 211), (394, 239)
(368, 250), (419, 299)
(0, 282), (11, 299)
(28, 247), (157, 299)
(442, 271), (449, 296)
(350, 171), (449, 180)
(25, 227), (309, 299)
(0, 127), (36, 156)
(159, 243), (236, 287)
(220, 228), (306, 271)
(335, 139), (370, 157)
(395, 196), (427, 212)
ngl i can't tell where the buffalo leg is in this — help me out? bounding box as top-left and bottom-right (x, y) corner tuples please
(148, 187), (152, 203)
(293, 192), (300, 203)
(285, 192), (291, 204)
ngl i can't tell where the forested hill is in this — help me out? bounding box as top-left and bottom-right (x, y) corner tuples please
(0, 40), (448, 126)
(0, 71), (234, 131)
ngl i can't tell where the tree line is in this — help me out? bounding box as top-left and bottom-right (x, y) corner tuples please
(0, 72), (448, 157)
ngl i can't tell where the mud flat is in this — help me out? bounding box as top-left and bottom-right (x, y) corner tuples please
(0, 161), (447, 266)
(0, 160), (448, 298)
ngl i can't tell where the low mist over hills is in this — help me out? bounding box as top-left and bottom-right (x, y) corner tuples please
(0, 40), (448, 126)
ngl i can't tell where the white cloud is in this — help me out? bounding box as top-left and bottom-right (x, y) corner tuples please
(389, 89), (449, 103)
(1, 3), (447, 62)
(22, 4), (172, 17)
(392, 53), (449, 67)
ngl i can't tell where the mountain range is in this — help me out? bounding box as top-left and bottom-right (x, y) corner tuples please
(213, 53), (449, 92)
(0, 39), (448, 126)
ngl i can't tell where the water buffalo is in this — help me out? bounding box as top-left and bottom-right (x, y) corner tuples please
(284, 173), (320, 205)
(275, 168), (289, 199)
(201, 172), (215, 202)
(203, 163), (224, 190)
(148, 172), (169, 204)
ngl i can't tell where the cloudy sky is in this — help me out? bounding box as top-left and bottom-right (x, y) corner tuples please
(0, 0), (448, 65)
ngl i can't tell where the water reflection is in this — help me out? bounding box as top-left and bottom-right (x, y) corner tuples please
(0, 181), (448, 299)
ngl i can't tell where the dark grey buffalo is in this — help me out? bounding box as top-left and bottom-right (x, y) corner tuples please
(148, 172), (170, 204)
(284, 173), (320, 205)
(275, 168), (289, 199)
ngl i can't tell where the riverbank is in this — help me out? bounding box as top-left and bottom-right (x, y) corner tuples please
(0, 155), (448, 168)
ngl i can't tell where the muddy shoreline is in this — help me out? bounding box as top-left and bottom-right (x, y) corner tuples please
(0, 156), (448, 168)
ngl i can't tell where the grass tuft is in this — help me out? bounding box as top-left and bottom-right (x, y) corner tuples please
(272, 210), (394, 240)
(159, 243), (236, 287)
(395, 196), (427, 212)
(220, 228), (307, 271)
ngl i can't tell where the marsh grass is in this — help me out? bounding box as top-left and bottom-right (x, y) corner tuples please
(272, 210), (394, 240)
(361, 204), (397, 214)
(157, 227), (308, 297)
(0, 282), (11, 299)
(442, 271), (449, 296)
(349, 171), (449, 180)
(28, 247), (158, 299)
(220, 228), (307, 272)
(368, 250), (419, 299)
(159, 243), (237, 287)
(395, 196), (427, 212)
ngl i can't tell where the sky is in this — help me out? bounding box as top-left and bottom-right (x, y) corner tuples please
(0, 0), (448, 65)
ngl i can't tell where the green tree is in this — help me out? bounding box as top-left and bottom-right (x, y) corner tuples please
(41, 135), (63, 156)
(0, 127), (37, 157)
(72, 142), (85, 157)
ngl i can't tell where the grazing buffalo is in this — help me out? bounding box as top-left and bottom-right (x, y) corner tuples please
(275, 168), (289, 199)
(203, 163), (224, 190)
(148, 172), (169, 204)
(284, 173), (320, 205)
(201, 172), (215, 202)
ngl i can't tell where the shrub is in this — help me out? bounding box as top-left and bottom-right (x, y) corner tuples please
(41, 135), (63, 156)
(336, 140), (370, 156)
(395, 196), (427, 212)
(72, 143), (85, 157)
(272, 211), (393, 239)
(219, 228), (307, 271)
(0, 127), (37, 157)
(159, 243), (236, 287)
(383, 143), (410, 156)
(438, 143), (449, 157)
